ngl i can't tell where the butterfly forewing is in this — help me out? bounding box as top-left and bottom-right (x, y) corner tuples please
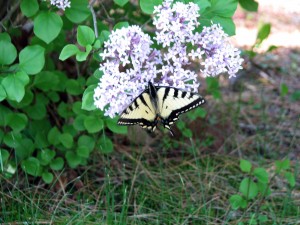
(117, 91), (157, 130)
(156, 87), (205, 126)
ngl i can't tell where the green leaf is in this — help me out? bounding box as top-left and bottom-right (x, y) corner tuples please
(76, 146), (90, 158)
(114, 0), (129, 7)
(63, 125), (77, 137)
(98, 135), (113, 154)
(0, 149), (10, 164)
(19, 45), (45, 75)
(256, 23), (271, 45)
(2, 71), (29, 102)
(239, 178), (258, 200)
(47, 127), (61, 145)
(275, 159), (290, 173)
(7, 113), (28, 132)
(99, 30), (110, 46)
(257, 182), (271, 196)
(72, 101), (85, 114)
(206, 0), (237, 17)
(35, 132), (50, 148)
(240, 159), (252, 173)
(206, 77), (221, 99)
(15, 138), (35, 160)
(20, 0), (39, 17)
(280, 83), (289, 97)
(239, 0), (258, 12)
(34, 11), (63, 44)
(58, 102), (73, 118)
(7, 88), (33, 108)
(140, 0), (163, 14)
(78, 135), (95, 152)
(0, 105), (12, 126)
(84, 116), (104, 133)
(50, 157), (64, 170)
(47, 91), (60, 102)
(194, 0), (211, 13)
(24, 102), (46, 120)
(284, 172), (296, 187)
(34, 71), (60, 91)
(187, 107), (207, 120)
(106, 118), (127, 134)
(229, 194), (247, 210)
(66, 151), (81, 168)
(253, 168), (268, 184)
(65, 0), (90, 23)
(3, 131), (22, 148)
(42, 172), (54, 184)
(82, 85), (97, 111)
(66, 79), (83, 95)
(182, 128), (193, 138)
(0, 130), (4, 143)
(59, 44), (79, 60)
(290, 90), (300, 102)
(0, 39), (17, 65)
(76, 48), (90, 61)
(73, 115), (87, 131)
(258, 215), (268, 223)
(59, 133), (74, 149)
(86, 71), (101, 85)
(21, 157), (41, 176)
(113, 22), (129, 30)
(38, 149), (56, 165)
(211, 17), (235, 36)
(77, 26), (95, 47)
(0, 84), (6, 101)
(200, 0), (238, 36)
(0, 33), (11, 42)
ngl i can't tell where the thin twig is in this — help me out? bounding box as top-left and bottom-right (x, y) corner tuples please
(88, 0), (98, 38)
(0, 0), (20, 31)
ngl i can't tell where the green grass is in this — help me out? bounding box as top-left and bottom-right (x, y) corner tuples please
(1, 149), (299, 224)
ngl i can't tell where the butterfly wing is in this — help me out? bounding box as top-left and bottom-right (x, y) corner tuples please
(117, 91), (158, 131)
(156, 86), (205, 130)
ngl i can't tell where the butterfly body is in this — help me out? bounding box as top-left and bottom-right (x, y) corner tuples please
(118, 82), (205, 135)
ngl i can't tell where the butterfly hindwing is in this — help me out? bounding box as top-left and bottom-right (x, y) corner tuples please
(117, 91), (157, 131)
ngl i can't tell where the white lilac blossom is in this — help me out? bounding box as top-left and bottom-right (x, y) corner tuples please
(50, 0), (71, 10)
(190, 24), (244, 78)
(152, 0), (201, 92)
(153, 0), (200, 47)
(94, 0), (244, 118)
(94, 25), (161, 117)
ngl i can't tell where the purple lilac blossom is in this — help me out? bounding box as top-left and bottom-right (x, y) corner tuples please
(94, 0), (244, 118)
(190, 24), (244, 78)
(50, 0), (71, 10)
(94, 25), (161, 117)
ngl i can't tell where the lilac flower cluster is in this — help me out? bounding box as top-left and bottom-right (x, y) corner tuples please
(190, 24), (244, 78)
(94, 0), (243, 118)
(50, 0), (71, 10)
(94, 25), (161, 117)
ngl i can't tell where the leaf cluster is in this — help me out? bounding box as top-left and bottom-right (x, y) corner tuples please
(229, 159), (296, 224)
(0, 0), (246, 182)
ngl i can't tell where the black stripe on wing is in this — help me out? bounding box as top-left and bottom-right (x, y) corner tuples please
(118, 118), (157, 127)
(117, 87), (158, 131)
(161, 96), (206, 128)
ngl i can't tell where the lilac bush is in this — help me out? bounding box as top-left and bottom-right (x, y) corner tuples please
(94, 0), (244, 118)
